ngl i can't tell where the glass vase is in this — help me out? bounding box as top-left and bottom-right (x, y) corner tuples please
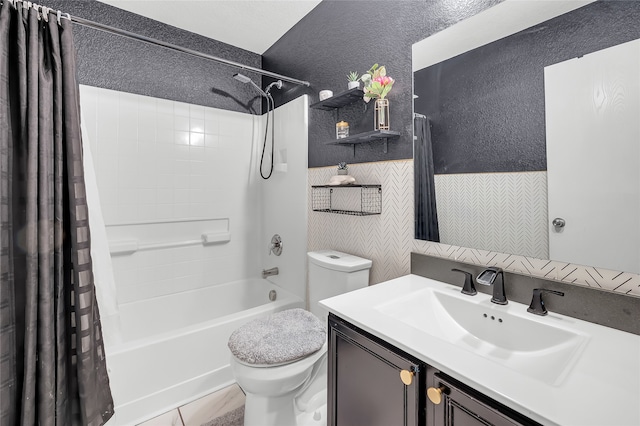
(374, 98), (390, 131)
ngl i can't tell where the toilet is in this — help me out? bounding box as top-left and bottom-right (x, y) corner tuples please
(228, 250), (372, 426)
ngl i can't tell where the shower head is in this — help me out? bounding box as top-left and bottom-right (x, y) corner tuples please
(265, 80), (283, 95)
(233, 72), (268, 98)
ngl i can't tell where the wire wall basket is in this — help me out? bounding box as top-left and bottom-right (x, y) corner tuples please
(311, 185), (382, 216)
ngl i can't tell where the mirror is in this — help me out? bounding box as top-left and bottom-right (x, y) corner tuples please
(412, 0), (640, 275)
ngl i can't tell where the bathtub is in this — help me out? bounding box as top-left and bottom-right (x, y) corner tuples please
(102, 279), (304, 425)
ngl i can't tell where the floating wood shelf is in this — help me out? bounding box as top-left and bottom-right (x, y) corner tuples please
(309, 88), (364, 110)
(327, 130), (400, 145)
(326, 130), (400, 156)
(311, 89), (399, 156)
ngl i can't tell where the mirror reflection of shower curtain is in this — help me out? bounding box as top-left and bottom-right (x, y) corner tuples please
(414, 115), (440, 241)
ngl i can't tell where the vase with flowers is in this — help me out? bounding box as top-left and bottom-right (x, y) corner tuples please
(361, 64), (394, 131)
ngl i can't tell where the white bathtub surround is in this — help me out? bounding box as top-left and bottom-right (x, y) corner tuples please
(307, 161), (640, 295)
(105, 218), (233, 303)
(80, 86), (311, 424)
(102, 279), (302, 425)
(80, 85), (264, 304)
(260, 96), (309, 302)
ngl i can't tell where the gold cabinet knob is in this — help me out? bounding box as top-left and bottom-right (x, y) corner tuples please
(400, 369), (414, 385)
(427, 386), (447, 405)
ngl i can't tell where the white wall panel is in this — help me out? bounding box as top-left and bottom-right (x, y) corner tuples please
(260, 96), (309, 301)
(80, 85), (262, 303)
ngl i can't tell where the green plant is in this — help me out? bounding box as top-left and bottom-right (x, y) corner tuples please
(347, 71), (360, 82)
(337, 162), (349, 171)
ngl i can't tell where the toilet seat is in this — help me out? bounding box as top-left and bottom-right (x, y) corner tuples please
(228, 308), (326, 366)
(231, 342), (327, 382)
(232, 346), (324, 368)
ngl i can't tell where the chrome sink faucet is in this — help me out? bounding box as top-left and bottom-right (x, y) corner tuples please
(477, 267), (507, 305)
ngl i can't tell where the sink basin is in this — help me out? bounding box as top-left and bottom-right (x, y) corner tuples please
(375, 286), (589, 385)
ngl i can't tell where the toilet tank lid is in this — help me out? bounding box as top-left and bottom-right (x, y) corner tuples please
(307, 250), (372, 272)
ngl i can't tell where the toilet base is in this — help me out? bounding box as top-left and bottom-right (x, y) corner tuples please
(241, 359), (328, 426)
(244, 392), (327, 426)
(244, 392), (298, 426)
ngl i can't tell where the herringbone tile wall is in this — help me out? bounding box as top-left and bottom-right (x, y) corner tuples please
(308, 161), (414, 285)
(435, 172), (548, 259)
(308, 160), (640, 296)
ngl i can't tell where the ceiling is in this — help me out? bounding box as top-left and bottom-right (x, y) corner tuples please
(100, 0), (322, 54)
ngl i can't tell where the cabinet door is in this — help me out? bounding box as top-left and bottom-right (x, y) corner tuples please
(427, 369), (540, 426)
(328, 314), (425, 426)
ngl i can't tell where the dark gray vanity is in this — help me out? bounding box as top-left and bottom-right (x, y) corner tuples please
(328, 313), (543, 426)
(322, 253), (640, 426)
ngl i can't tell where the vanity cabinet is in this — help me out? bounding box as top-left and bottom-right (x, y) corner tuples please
(328, 314), (426, 426)
(329, 314), (541, 426)
(426, 368), (541, 426)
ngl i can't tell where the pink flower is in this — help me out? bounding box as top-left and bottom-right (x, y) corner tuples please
(373, 76), (394, 86)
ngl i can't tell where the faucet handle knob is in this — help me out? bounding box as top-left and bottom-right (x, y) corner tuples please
(451, 268), (477, 296)
(268, 234), (283, 256)
(527, 288), (564, 316)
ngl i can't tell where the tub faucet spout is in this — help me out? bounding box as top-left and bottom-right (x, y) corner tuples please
(262, 267), (279, 278)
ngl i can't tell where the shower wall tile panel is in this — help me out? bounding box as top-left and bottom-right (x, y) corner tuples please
(434, 171), (549, 259)
(81, 85), (263, 303)
(41, 0), (262, 113)
(307, 161), (640, 297)
(259, 96), (309, 302)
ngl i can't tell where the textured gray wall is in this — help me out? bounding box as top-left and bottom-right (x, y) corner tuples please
(414, 1), (640, 175)
(40, 0), (263, 113)
(262, 0), (503, 168)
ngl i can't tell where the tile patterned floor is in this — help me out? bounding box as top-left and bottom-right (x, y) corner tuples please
(137, 384), (245, 426)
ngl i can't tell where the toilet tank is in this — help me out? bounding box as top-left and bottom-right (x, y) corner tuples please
(307, 250), (372, 319)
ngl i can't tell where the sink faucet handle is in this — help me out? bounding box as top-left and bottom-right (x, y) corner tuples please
(527, 288), (564, 316)
(451, 268), (477, 296)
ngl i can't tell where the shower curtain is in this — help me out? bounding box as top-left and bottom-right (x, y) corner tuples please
(0, 2), (114, 425)
(414, 115), (440, 242)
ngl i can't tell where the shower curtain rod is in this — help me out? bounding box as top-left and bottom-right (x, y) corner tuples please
(70, 15), (311, 87)
(3, 0), (311, 87)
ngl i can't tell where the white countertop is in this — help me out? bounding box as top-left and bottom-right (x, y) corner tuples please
(320, 274), (640, 426)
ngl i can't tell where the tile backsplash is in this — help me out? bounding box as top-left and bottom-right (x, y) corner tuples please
(308, 160), (640, 296)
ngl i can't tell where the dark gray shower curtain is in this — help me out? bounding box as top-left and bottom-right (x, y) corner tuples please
(414, 115), (440, 242)
(0, 2), (114, 425)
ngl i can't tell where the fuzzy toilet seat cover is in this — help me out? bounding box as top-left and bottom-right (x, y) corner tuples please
(228, 308), (326, 365)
